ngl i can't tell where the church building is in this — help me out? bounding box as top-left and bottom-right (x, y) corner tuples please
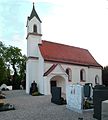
(26, 3), (102, 95)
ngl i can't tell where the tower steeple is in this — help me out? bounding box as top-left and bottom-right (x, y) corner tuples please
(28, 2), (42, 23)
(26, 2), (42, 39)
(26, 3), (42, 94)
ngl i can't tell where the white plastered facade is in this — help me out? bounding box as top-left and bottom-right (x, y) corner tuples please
(43, 62), (102, 95)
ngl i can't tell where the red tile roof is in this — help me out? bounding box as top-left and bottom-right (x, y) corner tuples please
(39, 40), (101, 67)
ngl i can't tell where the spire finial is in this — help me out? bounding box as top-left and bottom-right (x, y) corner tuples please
(33, 2), (34, 5)
(29, 2), (42, 23)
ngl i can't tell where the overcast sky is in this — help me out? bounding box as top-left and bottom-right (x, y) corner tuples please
(0, 0), (108, 67)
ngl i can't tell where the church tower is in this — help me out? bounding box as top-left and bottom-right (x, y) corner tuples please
(26, 3), (42, 94)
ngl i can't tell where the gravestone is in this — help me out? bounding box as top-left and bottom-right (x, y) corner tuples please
(93, 85), (108, 120)
(0, 84), (7, 90)
(66, 84), (83, 113)
(51, 87), (66, 105)
(30, 81), (38, 95)
(83, 83), (92, 99)
(102, 100), (108, 120)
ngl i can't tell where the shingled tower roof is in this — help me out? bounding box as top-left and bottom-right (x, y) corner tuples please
(28, 3), (42, 23)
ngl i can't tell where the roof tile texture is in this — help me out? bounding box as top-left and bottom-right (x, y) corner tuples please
(39, 40), (101, 67)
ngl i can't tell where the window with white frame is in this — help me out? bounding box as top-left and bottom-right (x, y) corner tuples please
(66, 68), (72, 82)
(80, 69), (86, 82)
(33, 24), (37, 33)
(95, 75), (99, 84)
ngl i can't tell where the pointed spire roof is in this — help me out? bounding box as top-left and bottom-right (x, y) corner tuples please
(28, 2), (42, 23)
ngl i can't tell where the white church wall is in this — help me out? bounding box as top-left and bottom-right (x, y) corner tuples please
(57, 77), (66, 93)
(38, 49), (44, 94)
(43, 76), (48, 95)
(51, 75), (66, 94)
(73, 66), (87, 84)
(26, 59), (39, 94)
(88, 67), (102, 86)
(43, 72), (68, 95)
(44, 62), (102, 87)
(28, 17), (41, 34)
(45, 77), (51, 95)
(43, 76), (49, 95)
(62, 64), (89, 85)
(44, 75), (53, 95)
(44, 62), (52, 72)
(27, 35), (41, 57)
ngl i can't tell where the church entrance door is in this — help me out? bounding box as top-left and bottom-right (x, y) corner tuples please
(50, 81), (57, 87)
(50, 76), (66, 94)
(50, 81), (57, 93)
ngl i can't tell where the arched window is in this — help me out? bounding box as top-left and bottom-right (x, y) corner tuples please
(95, 75), (99, 85)
(80, 69), (86, 82)
(66, 68), (72, 82)
(33, 24), (37, 33)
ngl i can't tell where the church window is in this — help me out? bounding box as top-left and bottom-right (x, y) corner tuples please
(33, 24), (37, 33)
(66, 68), (72, 82)
(80, 69), (86, 82)
(95, 75), (99, 85)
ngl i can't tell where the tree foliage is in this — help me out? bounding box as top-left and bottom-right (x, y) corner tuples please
(5, 46), (22, 75)
(0, 42), (7, 84)
(0, 41), (27, 89)
(0, 58), (7, 84)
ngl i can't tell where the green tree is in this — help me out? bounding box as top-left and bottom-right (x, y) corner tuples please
(0, 41), (26, 89)
(5, 46), (22, 75)
(19, 55), (26, 80)
(0, 58), (7, 84)
(0, 42), (7, 85)
(4, 46), (26, 89)
(19, 55), (27, 89)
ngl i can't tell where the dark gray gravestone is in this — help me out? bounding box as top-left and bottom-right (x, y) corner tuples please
(51, 87), (66, 105)
(84, 84), (91, 98)
(51, 87), (62, 105)
(93, 85), (108, 120)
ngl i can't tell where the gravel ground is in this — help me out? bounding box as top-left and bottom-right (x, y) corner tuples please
(0, 90), (96, 120)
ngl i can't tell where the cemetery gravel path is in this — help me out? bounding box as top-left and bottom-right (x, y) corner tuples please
(0, 90), (96, 120)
